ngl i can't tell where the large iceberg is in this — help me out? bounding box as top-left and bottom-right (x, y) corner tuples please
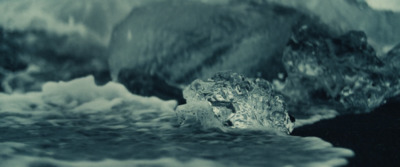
(108, 0), (308, 87)
(176, 72), (294, 134)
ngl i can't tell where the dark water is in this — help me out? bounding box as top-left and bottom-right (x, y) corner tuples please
(293, 95), (400, 166)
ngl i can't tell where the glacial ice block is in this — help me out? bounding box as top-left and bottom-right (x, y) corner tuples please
(109, 0), (308, 86)
(266, 0), (400, 54)
(281, 24), (400, 113)
(176, 72), (294, 134)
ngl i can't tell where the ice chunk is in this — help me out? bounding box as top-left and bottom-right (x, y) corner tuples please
(176, 72), (294, 134)
(281, 24), (400, 113)
(109, 0), (307, 86)
(267, 0), (400, 54)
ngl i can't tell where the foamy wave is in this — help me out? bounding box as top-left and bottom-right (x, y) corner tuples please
(294, 109), (339, 128)
(0, 75), (177, 128)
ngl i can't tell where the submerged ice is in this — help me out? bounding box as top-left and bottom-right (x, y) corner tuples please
(177, 72), (294, 134)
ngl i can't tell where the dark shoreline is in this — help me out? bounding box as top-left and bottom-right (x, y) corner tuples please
(292, 96), (400, 166)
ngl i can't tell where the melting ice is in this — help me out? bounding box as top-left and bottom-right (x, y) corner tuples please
(177, 72), (294, 134)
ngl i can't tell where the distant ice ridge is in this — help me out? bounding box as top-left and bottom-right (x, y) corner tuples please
(176, 72), (294, 134)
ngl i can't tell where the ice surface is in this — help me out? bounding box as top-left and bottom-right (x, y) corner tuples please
(267, 0), (400, 55)
(176, 72), (294, 134)
(281, 25), (400, 113)
(109, 0), (306, 85)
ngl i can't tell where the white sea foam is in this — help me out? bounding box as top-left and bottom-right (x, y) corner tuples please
(0, 76), (177, 128)
(0, 136), (354, 167)
(295, 109), (339, 128)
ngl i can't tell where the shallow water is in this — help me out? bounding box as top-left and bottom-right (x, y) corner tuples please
(0, 77), (353, 167)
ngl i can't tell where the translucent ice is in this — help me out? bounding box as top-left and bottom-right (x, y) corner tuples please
(176, 72), (294, 134)
(281, 25), (400, 113)
(267, 0), (400, 54)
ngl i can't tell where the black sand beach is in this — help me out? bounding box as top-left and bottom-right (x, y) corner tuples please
(292, 96), (400, 166)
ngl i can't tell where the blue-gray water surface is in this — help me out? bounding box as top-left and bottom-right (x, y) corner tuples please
(0, 77), (353, 167)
